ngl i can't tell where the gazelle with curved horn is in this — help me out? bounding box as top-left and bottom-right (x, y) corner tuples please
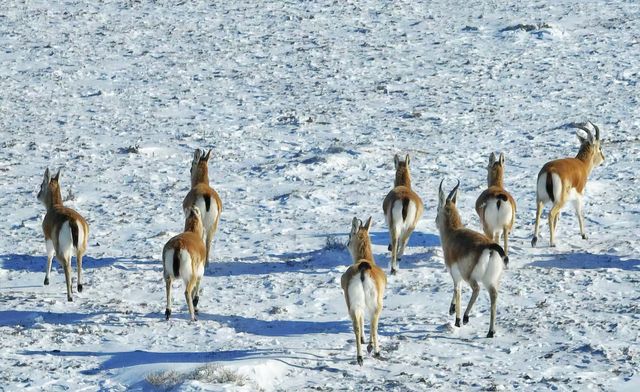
(183, 149), (222, 265)
(37, 168), (90, 302)
(531, 121), (605, 247)
(382, 154), (424, 275)
(436, 180), (508, 338)
(341, 217), (387, 366)
(475, 152), (516, 255)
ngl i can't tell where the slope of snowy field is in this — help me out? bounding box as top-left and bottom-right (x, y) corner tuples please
(1, 0), (639, 390)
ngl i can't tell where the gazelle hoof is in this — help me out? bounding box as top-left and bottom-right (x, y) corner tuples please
(361, 337), (365, 344)
(531, 236), (538, 247)
(77, 284), (83, 293)
(357, 356), (363, 366)
(367, 343), (373, 353)
(463, 315), (469, 325)
(390, 268), (397, 275)
(193, 296), (199, 308)
(449, 303), (455, 315)
(455, 318), (461, 327)
(550, 243), (556, 248)
(67, 296), (73, 302)
(487, 330), (495, 338)
(373, 352), (382, 359)
(387, 244), (392, 251)
(581, 234), (588, 240)
(165, 309), (171, 320)
(44, 277), (49, 285)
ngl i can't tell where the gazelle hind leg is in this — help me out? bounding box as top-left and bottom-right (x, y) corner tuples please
(185, 278), (197, 321)
(61, 257), (73, 302)
(503, 227), (509, 256)
(164, 276), (172, 320)
(44, 240), (54, 285)
(532, 200), (544, 247)
(463, 280), (480, 325)
(352, 312), (364, 366)
(369, 307), (382, 357)
(487, 286), (498, 338)
(76, 251), (84, 292)
(548, 203), (563, 247)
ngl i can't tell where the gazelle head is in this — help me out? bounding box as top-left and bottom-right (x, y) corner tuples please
(436, 179), (462, 232)
(487, 152), (505, 187)
(347, 216), (373, 263)
(37, 168), (62, 207)
(394, 154), (412, 188)
(190, 149), (212, 187)
(184, 206), (204, 238)
(575, 121), (605, 168)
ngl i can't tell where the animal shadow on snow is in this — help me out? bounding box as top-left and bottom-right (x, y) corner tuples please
(0, 310), (92, 327)
(369, 231), (442, 270)
(21, 348), (278, 376)
(208, 247), (353, 277)
(198, 313), (350, 336)
(527, 252), (640, 271)
(0, 253), (154, 273)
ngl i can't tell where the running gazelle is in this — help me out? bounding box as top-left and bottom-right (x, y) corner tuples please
(531, 121), (605, 247)
(341, 217), (387, 365)
(382, 154), (424, 274)
(437, 180), (508, 338)
(183, 149), (222, 265)
(37, 168), (89, 302)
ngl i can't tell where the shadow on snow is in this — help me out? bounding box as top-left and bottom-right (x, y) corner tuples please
(527, 252), (640, 271)
(0, 254), (157, 273)
(0, 310), (93, 327)
(198, 313), (350, 336)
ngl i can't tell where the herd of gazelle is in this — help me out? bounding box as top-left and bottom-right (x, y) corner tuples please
(36, 122), (605, 365)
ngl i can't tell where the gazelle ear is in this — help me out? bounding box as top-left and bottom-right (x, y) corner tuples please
(363, 216), (372, 232)
(44, 168), (51, 182)
(488, 152), (496, 166)
(405, 154), (410, 166)
(203, 149), (212, 161)
(499, 153), (505, 166)
(394, 154), (400, 169)
(53, 169), (61, 181)
(351, 217), (360, 233)
(193, 149), (202, 162)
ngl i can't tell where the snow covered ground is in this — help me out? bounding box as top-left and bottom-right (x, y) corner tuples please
(1, 0), (639, 390)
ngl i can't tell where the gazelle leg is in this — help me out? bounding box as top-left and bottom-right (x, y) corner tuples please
(463, 280), (480, 325)
(61, 257), (73, 302)
(76, 251), (84, 292)
(369, 307), (382, 357)
(503, 228), (509, 256)
(532, 200), (544, 247)
(352, 312), (363, 366)
(390, 234), (399, 275)
(574, 196), (587, 240)
(455, 282), (462, 327)
(549, 204), (563, 247)
(44, 240), (54, 285)
(185, 278), (197, 321)
(165, 276), (172, 320)
(487, 286), (498, 338)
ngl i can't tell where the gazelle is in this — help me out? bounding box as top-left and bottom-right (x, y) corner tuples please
(475, 152), (516, 256)
(37, 168), (89, 302)
(531, 121), (605, 247)
(436, 180), (508, 338)
(341, 217), (387, 366)
(183, 149), (222, 265)
(382, 154), (424, 274)
(162, 206), (206, 321)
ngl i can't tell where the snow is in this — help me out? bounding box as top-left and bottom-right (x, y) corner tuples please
(1, 0), (639, 390)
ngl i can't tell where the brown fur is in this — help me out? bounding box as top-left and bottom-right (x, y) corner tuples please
(341, 217), (387, 365)
(382, 154), (424, 274)
(38, 169), (89, 302)
(475, 153), (517, 255)
(182, 149), (223, 265)
(163, 208), (206, 321)
(532, 125), (605, 247)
